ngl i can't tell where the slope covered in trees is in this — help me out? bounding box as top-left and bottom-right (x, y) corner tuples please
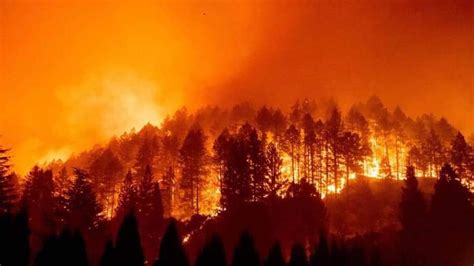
(1, 96), (473, 265)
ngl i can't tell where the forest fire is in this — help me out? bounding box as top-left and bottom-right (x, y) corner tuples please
(1, 0), (473, 265)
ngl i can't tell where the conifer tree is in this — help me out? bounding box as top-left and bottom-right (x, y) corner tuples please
(231, 231), (260, 266)
(154, 220), (189, 266)
(195, 234), (227, 266)
(179, 126), (208, 215)
(100, 240), (116, 266)
(265, 142), (285, 200)
(310, 232), (329, 266)
(264, 242), (285, 266)
(115, 211), (144, 266)
(116, 170), (137, 225)
(67, 168), (102, 232)
(288, 243), (308, 266)
(450, 132), (472, 179)
(0, 146), (16, 214)
(429, 164), (474, 265)
(161, 167), (175, 217)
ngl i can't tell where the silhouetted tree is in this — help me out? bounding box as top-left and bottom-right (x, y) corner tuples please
(137, 165), (164, 260)
(248, 129), (267, 201)
(450, 132), (472, 183)
(180, 126), (208, 215)
(100, 240), (115, 266)
(325, 109), (344, 192)
(23, 167), (56, 237)
(399, 166), (426, 265)
(422, 129), (444, 177)
(0, 146), (16, 214)
(265, 142), (285, 200)
(284, 125), (301, 182)
(66, 168), (102, 232)
(264, 242), (285, 266)
(154, 220), (189, 266)
(115, 170), (137, 226)
(256, 106), (273, 135)
(231, 231), (260, 266)
(115, 211), (144, 266)
(161, 166), (175, 217)
(89, 148), (123, 218)
(35, 229), (88, 266)
(310, 232), (329, 266)
(195, 234), (227, 266)
(428, 164), (474, 265)
(288, 243), (308, 266)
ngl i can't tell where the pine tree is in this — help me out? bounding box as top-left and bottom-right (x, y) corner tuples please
(179, 126), (208, 215)
(154, 220), (189, 266)
(428, 164), (474, 265)
(23, 167), (56, 236)
(35, 229), (88, 266)
(288, 243), (308, 266)
(450, 132), (472, 180)
(161, 167), (175, 217)
(399, 166), (426, 265)
(310, 232), (329, 266)
(66, 168), (102, 232)
(115, 170), (137, 225)
(264, 242), (285, 266)
(54, 167), (72, 228)
(231, 231), (260, 266)
(0, 146), (16, 214)
(284, 125), (301, 183)
(195, 234), (227, 266)
(115, 211), (144, 266)
(265, 142), (285, 200)
(248, 129), (267, 202)
(89, 149), (123, 218)
(137, 165), (164, 261)
(325, 109), (344, 192)
(100, 240), (116, 266)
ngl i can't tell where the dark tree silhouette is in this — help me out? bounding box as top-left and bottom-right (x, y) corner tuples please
(399, 166), (426, 265)
(195, 234), (227, 266)
(22, 167), (56, 237)
(154, 220), (189, 266)
(231, 231), (260, 266)
(310, 232), (329, 266)
(89, 148), (123, 218)
(137, 165), (164, 261)
(114, 211), (144, 266)
(99, 239), (115, 266)
(115, 170), (137, 226)
(450, 132), (472, 183)
(428, 164), (474, 265)
(66, 168), (102, 232)
(284, 124), (301, 182)
(0, 146), (16, 214)
(180, 126), (208, 215)
(264, 242), (285, 266)
(248, 129), (267, 202)
(161, 166), (175, 217)
(288, 243), (308, 266)
(265, 142), (285, 200)
(35, 229), (88, 266)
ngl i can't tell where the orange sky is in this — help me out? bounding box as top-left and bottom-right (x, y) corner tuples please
(0, 0), (473, 174)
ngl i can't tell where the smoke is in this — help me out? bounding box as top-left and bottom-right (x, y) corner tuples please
(1, 0), (472, 174)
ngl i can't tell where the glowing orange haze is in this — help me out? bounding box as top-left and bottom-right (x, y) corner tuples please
(0, 0), (472, 174)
